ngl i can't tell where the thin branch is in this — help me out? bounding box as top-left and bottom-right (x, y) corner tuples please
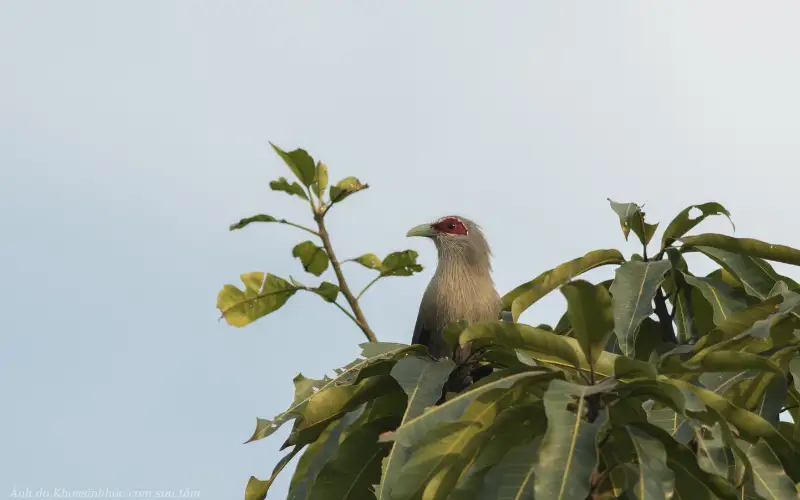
(314, 213), (377, 342)
(356, 275), (383, 301)
(331, 300), (360, 325)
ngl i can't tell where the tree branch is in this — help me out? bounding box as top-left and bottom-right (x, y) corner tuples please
(314, 213), (377, 342)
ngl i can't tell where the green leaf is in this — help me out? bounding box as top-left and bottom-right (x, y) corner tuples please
(681, 234), (800, 267)
(661, 202), (734, 249)
(387, 370), (561, 449)
(283, 375), (400, 448)
(379, 250), (423, 277)
(270, 143), (316, 186)
(247, 343), (419, 444)
(292, 241), (330, 276)
(306, 417), (395, 500)
(217, 272), (297, 327)
(681, 272), (746, 326)
(389, 380), (539, 499)
(270, 176), (309, 200)
(377, 357), (455, 500)
(453, 405), (547, 499)
(686, 351), (782, 376)
(625, 426), (675, 500)
(666, 379), (800, 482)
(312, 161), (328, 199)
(288, 410), (363, 500)
(458, 322), (582, 370)
(631, 422), (738, 500)
(229, 214), (278, 231)
(532, 380), (606, 500)
(692, 246), (784, 300)
(609, 260), (672, 356)
(739, 439), (799, 500)
(502, 249), (625, 322)
(476, 439), (541, 500)
(245, 446), (304, 500)
(608, 199), (659, 246)
(351, 253), (383, 271)
(560, 279), (615, 365)
(312, 281), (339, 303)
(329, 176), (368, 203)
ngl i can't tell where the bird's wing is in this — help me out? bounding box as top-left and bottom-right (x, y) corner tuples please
(411, 309), (431, 347)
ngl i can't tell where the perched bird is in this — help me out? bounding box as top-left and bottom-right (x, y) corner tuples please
(406, 215), (502, 364)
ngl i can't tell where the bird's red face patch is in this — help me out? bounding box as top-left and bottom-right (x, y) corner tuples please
(432, 216), (468, 236)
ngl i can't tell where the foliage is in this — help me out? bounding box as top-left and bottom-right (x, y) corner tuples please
(217, 143), (423, 342)
(221, 145), (800, 499)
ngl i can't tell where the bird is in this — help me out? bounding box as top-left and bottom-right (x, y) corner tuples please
(406, 215), (502, 366)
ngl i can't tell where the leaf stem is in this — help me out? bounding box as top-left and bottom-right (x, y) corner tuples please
(314, 213), (377, 342)
(279, 219), (320, 237)
(331, 300), (360, 325)
(356, 275), (383, 301)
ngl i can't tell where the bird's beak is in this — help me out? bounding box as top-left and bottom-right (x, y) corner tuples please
(406, 223), (437, 238)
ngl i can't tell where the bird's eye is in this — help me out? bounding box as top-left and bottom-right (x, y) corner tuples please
(447, 222), (456, 230)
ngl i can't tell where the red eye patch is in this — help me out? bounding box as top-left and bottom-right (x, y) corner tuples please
(432, 216), (468, 235)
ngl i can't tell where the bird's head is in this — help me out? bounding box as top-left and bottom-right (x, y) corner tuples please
(406, 215), (492, 271)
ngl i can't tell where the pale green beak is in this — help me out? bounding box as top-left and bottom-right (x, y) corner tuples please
(406, 223), (437, 238)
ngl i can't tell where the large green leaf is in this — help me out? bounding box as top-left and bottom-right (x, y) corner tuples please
(270, 143), (316, 186)
(329, 176), (368, 203)
(738, 439), (800, 500)
(682, 234), (800, 267)
(476, 439), (541, 500)
(389, 383), (534, 499)
(387, 370), (561, 449)
(246, 343), (419, 444)
(458, 321), (582, 370)
(288, 410), (363, 500)
(561, 280), (615, 366)
(501, 249), (625, 321)
(283, 375), (399, 448)
(666, 379), (800, 482)
(625, 425), (675, 500)
(245, 446), (304, 500)
(532, 380), (607, 500)
(292, 241), (329, 276)
(462, 322), (654, 381)
(451, 405), (547, 500)
(217, 272), (298, 327)
(661, 202), (734, 249)
(692, 246), (783, 300)
(631, 422), (738, 500)
(306, 417), (397, 500)
(609, 260), (672, 356)
(270, 176), (309, 200)
(608, 199), (659, 246)
(376, 357), (455, 500)
(681, 272), (746, 326)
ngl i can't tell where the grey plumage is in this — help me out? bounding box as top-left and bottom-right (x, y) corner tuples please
(407, 216), (501, 362)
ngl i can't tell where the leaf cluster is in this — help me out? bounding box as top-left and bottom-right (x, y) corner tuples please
(217, 143), (424, 342)
(238, 196), (800, 499)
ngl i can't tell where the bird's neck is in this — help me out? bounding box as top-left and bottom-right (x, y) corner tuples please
(430, 252), (497, 300)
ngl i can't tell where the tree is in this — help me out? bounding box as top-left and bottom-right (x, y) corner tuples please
(219, 144), (800, 500)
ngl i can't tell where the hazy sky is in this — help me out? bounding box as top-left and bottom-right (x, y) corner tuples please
(3, 2), (800, 498)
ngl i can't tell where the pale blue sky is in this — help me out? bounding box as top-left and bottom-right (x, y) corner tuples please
(3, 2), (800, 498)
